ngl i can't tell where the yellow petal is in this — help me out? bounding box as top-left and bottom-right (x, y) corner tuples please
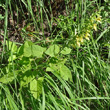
(86, 33), (90, 37)
(79, 37), (83, 43)
(96, 16), (102, 23)
(93, 24), (97, 31)
(85, 36), (89, 40)
(85, 32), (90, 40)
(76, 36), (79, 41)
(76, 41), (80, 47)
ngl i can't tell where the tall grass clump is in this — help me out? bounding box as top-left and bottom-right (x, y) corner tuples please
(0, 0), (110, 109)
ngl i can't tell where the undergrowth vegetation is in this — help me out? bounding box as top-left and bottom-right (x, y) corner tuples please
(0, 0), (110, 109)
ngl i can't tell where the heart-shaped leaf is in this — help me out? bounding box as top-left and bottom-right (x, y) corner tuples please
(45, 44), (60, 57)
(30, 77), (44, 99)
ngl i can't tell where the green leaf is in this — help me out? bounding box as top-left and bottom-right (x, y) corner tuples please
(30, 77), (44, 99)
(20, 70), (35, 87)
(31, 45), (46, 58)
(60, 65), (72, 82)
(6, 41), (17, 53)
(61, 47), (71, 55)
(46, 67), (54, 72)
(8, 55), (17, 62)
(17, 45), (24, 56)
(23, 41), (32, 57)
(0, 71), (19, 84)
(0, 14), (4, 20)
(23, 41), (45, 58)
(46, 64), (59, 74)
(45, 44), (60, 57)
(46, 63), (72, 82)
(19, 57), (30, 65)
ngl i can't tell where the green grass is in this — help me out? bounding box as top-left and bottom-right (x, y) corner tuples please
(0, 0), (110, 109)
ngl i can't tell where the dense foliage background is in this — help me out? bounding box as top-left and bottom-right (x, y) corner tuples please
(0, 0), (110, 109)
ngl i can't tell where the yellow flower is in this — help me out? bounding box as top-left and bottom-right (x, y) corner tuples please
(85, 32), (90, 40)
(75, 29), (77, 35)
(76, 36), (81, 47)
(76, 41), (80, 47)
(96, 15), (102, 23)
(93, 23), (97, 31)
(76, 35), (79, 41)
(79, 37), (83, 43)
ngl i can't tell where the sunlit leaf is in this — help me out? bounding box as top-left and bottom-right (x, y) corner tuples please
(61, 47), (71, 55)
(30, 77), (44, 99)
(60, 65), (72, 82)
(0, 71), (19, 84)
(8, 55), (17, 62)
(23, 41), (45, 58)
(23, 41), (32, 57)
(32, 45), (46, 58)
(46, 63), (72, 82)
(6, 41), (17, 53)
(45, 44), (60, 57)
